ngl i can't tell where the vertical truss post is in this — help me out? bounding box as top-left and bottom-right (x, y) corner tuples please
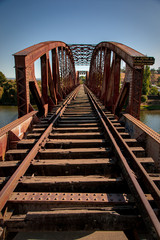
(104, 52), (115, 109)
(52, 48), (62, 101)
(130, 66), (144, 119)
(64, 49), (68, 89)
(101, 49), (111, 103)
(61, 47), (66, 97)
(14, 56), (31, 117)
(86, 71), (89, 85)
(41, 53), (49, 116)
(76, 71), (79, 85)
(113, 54), (121, 112)
(41, 53), (48, 104)
(97, 48), (102, 97)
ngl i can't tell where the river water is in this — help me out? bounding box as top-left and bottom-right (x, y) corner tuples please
(0, 106), (160, 134)
(140, 110), (160, 134)
(0, 106), (18, 129)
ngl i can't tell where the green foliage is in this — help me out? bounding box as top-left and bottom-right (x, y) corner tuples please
(142, 66), (151, 96)
(150, 68), (156, 74)
(157, 67), (160, 74)
(79, 76), (85, 84)
(0, 87), (3, 99)
(121, 67), (125, 73)
(149, 86), (159, 96)
(0, 71), (17, 105)
(0, 71), (7, 86)
(141, 95), (147, 103)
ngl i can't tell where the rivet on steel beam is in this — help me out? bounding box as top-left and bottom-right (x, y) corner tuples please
(39, 198), (41, 200)
(54, 198), (57, 200)
(62, 198), (65, 200)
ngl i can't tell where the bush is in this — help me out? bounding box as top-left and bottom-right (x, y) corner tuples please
(0, 71), (7, 86)
(141, 95), (148, 103)
(149, 86), (159, 96)
(0, 71), (17, 105)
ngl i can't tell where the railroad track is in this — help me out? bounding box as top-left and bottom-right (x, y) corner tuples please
(0, 84), (160, 240)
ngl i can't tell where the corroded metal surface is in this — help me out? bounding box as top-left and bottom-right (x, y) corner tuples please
(14, 41), (77, 118)
(88, 41), (155, 119)
(69, 44), (95, 65)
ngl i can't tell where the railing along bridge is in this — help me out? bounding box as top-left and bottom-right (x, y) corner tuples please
(0, 41), (160, 240)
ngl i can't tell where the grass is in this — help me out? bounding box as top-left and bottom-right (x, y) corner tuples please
(140, 104), (160, 110)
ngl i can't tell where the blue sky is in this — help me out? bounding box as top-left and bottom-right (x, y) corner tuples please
(0, 0), (160, 78)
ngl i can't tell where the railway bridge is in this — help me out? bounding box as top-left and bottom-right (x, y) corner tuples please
(0, 41), (160, 240)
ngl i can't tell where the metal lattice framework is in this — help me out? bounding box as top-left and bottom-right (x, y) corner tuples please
(87, 42), (155, 119)
(14, 41), (77, 118)
(69, 44), (95, 65)
(14, 41), (155, 120)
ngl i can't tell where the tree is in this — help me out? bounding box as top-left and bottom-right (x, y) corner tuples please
(142, 66), (151, 96)
(149, 86), (159, 96)
(150, 68), (156, 74)
(0, 71), (7, 86)
(121, 67), (126, 73)
(0, 71), (17, 105)
(157, 67), (160, 74)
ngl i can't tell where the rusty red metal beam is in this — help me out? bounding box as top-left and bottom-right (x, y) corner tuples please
(89, 42), (154, 119)
(14, 41), (76, 118)
(0, 111), (38, 161)
(85, 85), (160, 239)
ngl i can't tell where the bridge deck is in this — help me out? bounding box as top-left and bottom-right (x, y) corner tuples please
(0, 85), (160, 240)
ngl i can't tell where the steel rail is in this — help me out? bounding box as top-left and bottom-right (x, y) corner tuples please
(86, 86), (160, 208)
(0, 85), (80, 213)
(85, 85), (160, 239)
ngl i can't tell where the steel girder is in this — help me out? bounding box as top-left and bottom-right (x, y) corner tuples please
(88, 42), (155, 119)
(14, 41), (76, 118)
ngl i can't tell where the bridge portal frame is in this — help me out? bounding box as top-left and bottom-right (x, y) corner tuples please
(14, 41), (77, 118)
(88, 42), (155, 119)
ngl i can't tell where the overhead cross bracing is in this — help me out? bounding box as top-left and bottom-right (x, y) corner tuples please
(69, 44), (95, 65)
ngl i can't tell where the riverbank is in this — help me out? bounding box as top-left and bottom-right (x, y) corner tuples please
(140, 99), (160, 110)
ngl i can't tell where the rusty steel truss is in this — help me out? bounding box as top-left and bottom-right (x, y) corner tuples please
(14, 41), (77, 118)
(14, 41), (154, 120)
(69, 44), (95, 66)
(88, 42), (155, 119)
